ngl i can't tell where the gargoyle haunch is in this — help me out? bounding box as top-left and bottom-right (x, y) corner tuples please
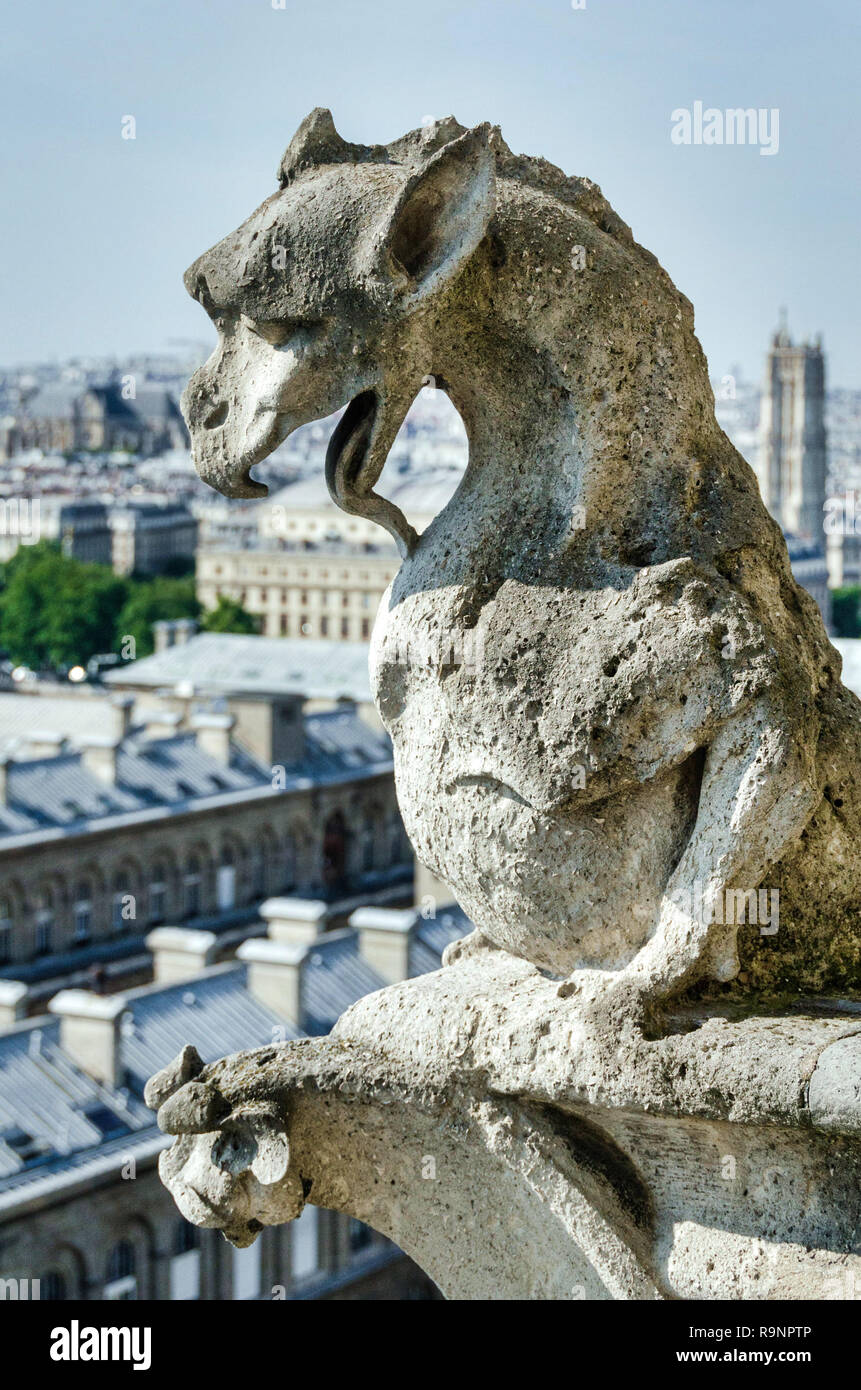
(182, 109), (861, 1013)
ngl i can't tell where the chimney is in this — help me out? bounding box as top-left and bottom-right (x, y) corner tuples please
(146, 926), (217, 984)
(237, 938), (306, 1027)
(173, 618), (198, 647)
(49, 989), (127, 1086)
(110, 693), (135, 739)
(351, 907), (416, 983)
(192, 712), (234, 765)
(142, 708), (183, 741)
(153, 620), (173, 653)
(261, 897), (327, 947)
(414, 855), (455, 912)
(24, 730), (66, 760)
(79, 735), (121, 785)
(227, 694), (305, 768)
(0, 980), (28, 1029)
(153, 618), (197, 653)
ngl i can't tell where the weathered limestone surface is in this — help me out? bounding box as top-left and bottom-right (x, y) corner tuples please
(155, 111), (861, 1299)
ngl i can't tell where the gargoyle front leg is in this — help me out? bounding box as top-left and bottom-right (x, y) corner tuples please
(622, 702), (818, 1017)
(147, 1030), (484, 1254)
(560, 701), (820, 1034)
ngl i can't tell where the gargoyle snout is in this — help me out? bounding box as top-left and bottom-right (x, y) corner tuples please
(183, 259), (215, 311)
(181, 370), (230, 437)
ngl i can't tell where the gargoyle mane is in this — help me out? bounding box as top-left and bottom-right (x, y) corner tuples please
(278, 107), (633, 247)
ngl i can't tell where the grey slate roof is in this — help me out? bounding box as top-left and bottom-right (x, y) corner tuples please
(302, 707), (391, 775)
(0, 692), (119, 744)
(123, 387), (184, 425)
(268, 466), (461, 527)
(106, 632), (373, 703)
(0, 907), (469, 1203)
(21, 382), (182, 428)
(410, 905), (473, 976)
(301, 931), (388, 1037)
(0, 1019), (151, 1184)
(0, 709), (393, 846)
(19, 385), (80, 420)
(119, 963), (301, 1097)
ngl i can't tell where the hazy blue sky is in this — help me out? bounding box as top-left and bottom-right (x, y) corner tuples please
(1, 0), (858, 382)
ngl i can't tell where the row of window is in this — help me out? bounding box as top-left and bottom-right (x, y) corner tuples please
(274, 614), (373, 639)
(39, 1212), (382, 1301)
(208, 580), (382, 606)
(0, 816), (408, 964)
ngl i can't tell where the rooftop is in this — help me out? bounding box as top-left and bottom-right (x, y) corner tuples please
(105, 632), (373, 702)
(267, 465), (462, 526)
(0, 904), (470, 1203)
(0, 708), (392, 848)
(0, 691), (120, 745)
(18, 381), (183, 426)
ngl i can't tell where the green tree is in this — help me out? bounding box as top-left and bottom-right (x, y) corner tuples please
(0, 541), (129, 668)
(200, 594), (261, 635)
(115, 576), (201, 659)
(832, 586), (861, 639)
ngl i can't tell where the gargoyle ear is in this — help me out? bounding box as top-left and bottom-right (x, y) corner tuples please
(382, 123), (496, 299)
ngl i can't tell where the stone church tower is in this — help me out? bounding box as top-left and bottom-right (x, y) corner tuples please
(757, 314), (827, 541)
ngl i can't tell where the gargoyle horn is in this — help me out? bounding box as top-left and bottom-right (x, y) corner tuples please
(278, 107), (391, 186)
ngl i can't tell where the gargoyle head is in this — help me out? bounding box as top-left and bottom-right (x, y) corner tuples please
(181, 108), (495, 553)
(147, 1045), (304, 1248)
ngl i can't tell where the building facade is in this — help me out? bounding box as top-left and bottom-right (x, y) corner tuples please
(109, 503), (198, 577)
(0, 498), (113, 566)
(196, 543), (398, 640)
(0, 382), (187, 461)
(196, 468), (461, 641)
(0, 690), (410, 991)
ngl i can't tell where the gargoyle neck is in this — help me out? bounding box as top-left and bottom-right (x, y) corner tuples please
(428, 318), (704, 557)
(432, 337), (586, 543)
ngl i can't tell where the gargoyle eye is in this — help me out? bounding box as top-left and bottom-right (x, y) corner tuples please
(240, 315), (315, 347)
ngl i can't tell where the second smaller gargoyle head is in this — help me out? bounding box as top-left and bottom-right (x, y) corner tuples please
(146, 1045), (304, 1248)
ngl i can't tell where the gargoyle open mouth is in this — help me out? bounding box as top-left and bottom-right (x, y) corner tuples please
(323, 387), (419, 558)
(325, 389), (378, 496)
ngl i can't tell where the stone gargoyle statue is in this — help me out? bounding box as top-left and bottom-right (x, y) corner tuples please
(149, 111), (861, 1299)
